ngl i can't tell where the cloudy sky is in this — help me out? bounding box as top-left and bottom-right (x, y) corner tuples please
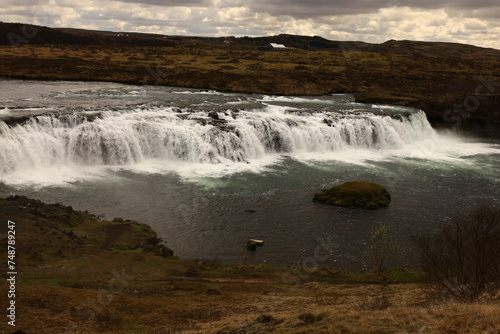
(1, 0), (499, 49)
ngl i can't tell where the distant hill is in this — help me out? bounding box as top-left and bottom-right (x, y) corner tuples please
(2, 22), (499, 59)
(370, 39), (500, 60)
(0, 22), (177, 47)
(227, 34), (373, 51)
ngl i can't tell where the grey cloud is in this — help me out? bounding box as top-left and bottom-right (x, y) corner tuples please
(111, 0), (209, 6)
(244, 0), (500, 19)
(0, 9), (38, 17)
(409, 0), (499, 10)
(452, 7), (500, 20)
(78, 11), (124, 22)
(241, 0), (384, 18)
(2, 0), (41, 5)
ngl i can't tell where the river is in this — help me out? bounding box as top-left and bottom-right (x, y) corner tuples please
(1, 79), (499, 269)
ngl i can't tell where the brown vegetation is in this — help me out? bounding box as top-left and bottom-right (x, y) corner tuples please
(1, 196), (499, 333)
(413, 202), (500, 300)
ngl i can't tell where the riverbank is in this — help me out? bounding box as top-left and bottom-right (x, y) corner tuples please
(0, 30), (499, 138)
(1, 196), (499, 333)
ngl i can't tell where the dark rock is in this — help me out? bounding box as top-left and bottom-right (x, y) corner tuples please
(246, 239), (264, 251)
(147, 236), (162, 246)
(247, 241), (257, 251)
(313, 181), (390, 210)
(208, 111), (219, 120)
(6, 195), (20, 201)
(156, 244), (174, 258)
(298, 313), (322, 325)
(244, 209), (256, 213)
(175, 113), (191, 120)
(255, 314), (274, 323)
(191, 117), (208, 125)
(142, 244), (174, 257)
(211, 118), (228, 125)
(206, 289), (222, 295)
(112, 217), (124, 223)
(323, 118), (334, 127)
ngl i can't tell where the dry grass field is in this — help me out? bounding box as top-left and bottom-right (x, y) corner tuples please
(10, 278), (500, 333)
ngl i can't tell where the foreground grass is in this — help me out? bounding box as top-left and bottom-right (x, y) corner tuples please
(8, 279), (500, 333)
(1, 196), (499, 333)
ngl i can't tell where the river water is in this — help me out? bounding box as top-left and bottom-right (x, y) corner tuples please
(1, 80), (499, 269)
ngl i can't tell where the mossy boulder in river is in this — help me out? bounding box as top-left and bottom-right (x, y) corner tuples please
(313, 181), (391, 210)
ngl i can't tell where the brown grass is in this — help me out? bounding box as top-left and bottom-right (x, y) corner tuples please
(3, 280), (499, 333)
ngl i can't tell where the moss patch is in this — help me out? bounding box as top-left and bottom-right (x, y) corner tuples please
(313, 181), (391, 209)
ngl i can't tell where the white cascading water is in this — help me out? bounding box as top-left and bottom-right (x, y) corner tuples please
(0, 106), (436, 175)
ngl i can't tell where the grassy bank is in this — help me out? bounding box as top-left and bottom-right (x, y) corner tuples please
(1, 196), (499, 333)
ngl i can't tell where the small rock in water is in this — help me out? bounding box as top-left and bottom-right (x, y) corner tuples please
(208, 111), (219, 119)
(313, 181), (391, 210)
(247, 239), (264, 251)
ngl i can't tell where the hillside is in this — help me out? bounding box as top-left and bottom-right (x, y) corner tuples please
(0, 22), (499, 137)
(0, 22), (177, 47)
(1, 196), (499, 333)
(369, 39), (500, 60)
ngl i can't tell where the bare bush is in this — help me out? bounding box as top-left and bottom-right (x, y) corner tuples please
(368, 223), (397, 275)
(413, 202), (500, 300)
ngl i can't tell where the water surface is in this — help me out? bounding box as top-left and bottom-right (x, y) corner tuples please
(1, 80), (498, 269)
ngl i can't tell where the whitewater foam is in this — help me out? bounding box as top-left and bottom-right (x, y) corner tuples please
(261, 95), (337, 104)
(1, 104), (499, 186)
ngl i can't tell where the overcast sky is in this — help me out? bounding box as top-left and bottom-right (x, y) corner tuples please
(1, 0), (499, 49)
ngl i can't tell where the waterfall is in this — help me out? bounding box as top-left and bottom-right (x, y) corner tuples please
(0, 106), (436, 175)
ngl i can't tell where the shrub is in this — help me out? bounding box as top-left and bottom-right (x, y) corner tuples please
(413, 202), (500, 300)
(368, 224), (397, 275)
